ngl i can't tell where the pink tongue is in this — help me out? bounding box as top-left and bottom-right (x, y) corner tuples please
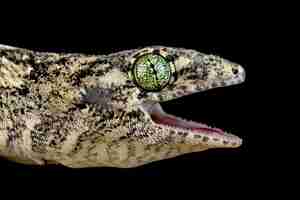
(151, 114), (224, 134)
(192, 127), (224, 134)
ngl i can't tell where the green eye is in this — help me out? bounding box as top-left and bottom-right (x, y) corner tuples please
(132, 53), (172, 91)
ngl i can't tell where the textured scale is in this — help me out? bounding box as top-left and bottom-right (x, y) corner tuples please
(0, 45), (245, 168)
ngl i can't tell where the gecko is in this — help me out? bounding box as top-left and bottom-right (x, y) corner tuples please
(0, 44), (245, 168)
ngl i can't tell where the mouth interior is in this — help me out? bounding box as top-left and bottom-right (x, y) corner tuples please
(145, 102), (224, 135)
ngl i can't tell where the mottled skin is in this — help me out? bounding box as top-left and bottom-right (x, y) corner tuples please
(0, 45), (245, 168)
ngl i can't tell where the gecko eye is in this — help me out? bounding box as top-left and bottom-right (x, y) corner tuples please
(132, 53), (172, 91)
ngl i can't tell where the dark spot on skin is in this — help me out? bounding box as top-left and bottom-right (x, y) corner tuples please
(186, 74), (199, 80)
(50, 140), (57, 146)
(77, 68), (94, 78)
(70, 103), (87, 111)
(56, 57), (70, 65)
(223, 140), (229, 145)
(155, 146), (162, 152)
(232, 142), (237, 146)
(213, 138), (219, 141)
(119, 63), (132, 74)
(20, 108), (25, 115)
(152, 49), (160, 55)
(172, 70), (178, 83)
(94, 58), (108, 65)
(195, 84), (204, 91)
(178, 68), (189, 76)
(7, 128), (18, 145)
(178, 85), (187, 91)
(125, 80), (132, 85)
(178, 132), (188, 137)
(218, 71), (224, 77)
(163, 135), (173, 144)
(220, 82), (227, 87)
(144, 145), (152, 151)
(18, 87), (30, 96)
(194, 135), (202, 139)
(52, 69), (60, 76)
(166, 83), (177, 90)
(137, 91), (148, 99)
(59, 137), (67, 143)
(202, 136), (209, 142)
(211, 82), (218, 88)
(70, 74), (81, 86)
(29, 62), (49, 82)
(165, 55), (175, 62)
(119, 136), (127, 140)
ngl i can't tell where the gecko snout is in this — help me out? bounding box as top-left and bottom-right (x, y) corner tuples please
(235, 65), (246, 82)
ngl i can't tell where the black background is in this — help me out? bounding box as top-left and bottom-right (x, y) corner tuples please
(0, 1), (289, 198)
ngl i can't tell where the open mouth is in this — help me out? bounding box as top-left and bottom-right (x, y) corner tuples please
(141, 88), (243, 146)
(144, 102), (226, 135)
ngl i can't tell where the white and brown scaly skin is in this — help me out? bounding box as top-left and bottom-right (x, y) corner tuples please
(0, 44), (245, 168)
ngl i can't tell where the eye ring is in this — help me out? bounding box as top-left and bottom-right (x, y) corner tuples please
(131, 52), (175, 92)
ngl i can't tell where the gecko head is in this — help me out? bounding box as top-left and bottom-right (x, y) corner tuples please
(127, 46), (245, 151)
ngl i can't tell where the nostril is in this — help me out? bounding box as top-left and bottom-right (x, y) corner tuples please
(232, 68), (239, 75)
